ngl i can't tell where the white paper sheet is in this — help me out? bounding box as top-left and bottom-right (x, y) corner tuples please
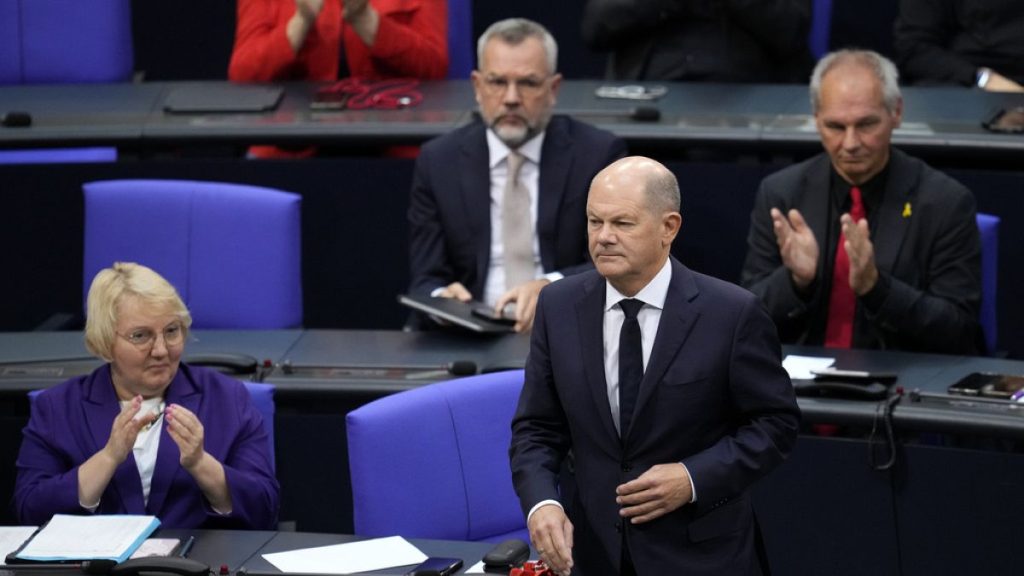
(0, 526), (38, 565)
(782, 354), (835, 381)
(262, 536), (427, 575)
(464, 560), (487, 574)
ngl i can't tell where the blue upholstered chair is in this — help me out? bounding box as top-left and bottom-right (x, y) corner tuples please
(976, 213), (1000, 354)
(0, 148), (117, 165)
(83, 179), (303, 329)
(446, 0), (474, 78)
(808, 0), (833, 59)
(0, 0), (133, 85)
(28, 380), (276, 471)
(0, 0), (130, 164)
(241, 381), (276, 472)
(346, 370), (529, 543)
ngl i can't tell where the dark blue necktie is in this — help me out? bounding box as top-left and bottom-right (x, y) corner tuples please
(618, 298), (644, 438)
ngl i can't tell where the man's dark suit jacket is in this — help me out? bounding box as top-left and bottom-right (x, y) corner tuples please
(581, 0), (812, 82)
(407, 115), (627, 300)
(510, 257), (800, 575)
(741, 149), (983, 354)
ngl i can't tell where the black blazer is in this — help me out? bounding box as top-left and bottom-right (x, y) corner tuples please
(407, 115), (626, 299)
(581, 0), (812, 82)
(741, 149), (982, 354)
(511, 258), (800, 575)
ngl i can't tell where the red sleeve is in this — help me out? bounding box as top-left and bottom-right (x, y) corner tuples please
(344, 0), (449, 79)
(229, 0), (341, 83)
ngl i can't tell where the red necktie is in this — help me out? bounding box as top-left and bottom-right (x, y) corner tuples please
(824, 186), (865, 348)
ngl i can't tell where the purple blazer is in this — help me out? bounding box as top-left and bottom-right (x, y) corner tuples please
(15, 364), (279, 529)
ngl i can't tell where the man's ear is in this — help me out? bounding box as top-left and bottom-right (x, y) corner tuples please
(470, 70), (484, 106)
(663, 212), (682, 246)
(892, 96), (904, 128)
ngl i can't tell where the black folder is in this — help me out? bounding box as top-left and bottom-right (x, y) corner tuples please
(398, 294), (515, 334)
(163, 85), (284, 114)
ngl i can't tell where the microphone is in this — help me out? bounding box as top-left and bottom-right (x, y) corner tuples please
(1, 111), (32, 127)
(561, 105), (662, 122)
(446, 360), (478, 376)
(278, 359), (479, 379)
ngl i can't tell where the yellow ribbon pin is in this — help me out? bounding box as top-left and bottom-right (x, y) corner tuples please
(902, 202), (912, 218)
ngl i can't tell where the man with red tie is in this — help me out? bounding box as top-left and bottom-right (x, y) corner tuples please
(741, 49), (983, 354)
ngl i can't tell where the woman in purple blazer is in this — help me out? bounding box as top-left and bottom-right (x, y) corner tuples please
(15, 262), (279, 529)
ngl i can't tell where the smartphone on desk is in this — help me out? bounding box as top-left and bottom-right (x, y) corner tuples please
(948, 372), (1024, 399)
(405, 556), (463, 576)
(311, 88), (350, 110)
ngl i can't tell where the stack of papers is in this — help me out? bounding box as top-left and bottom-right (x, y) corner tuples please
(0, 527), (38, 565)
(9, 515), (160, 564)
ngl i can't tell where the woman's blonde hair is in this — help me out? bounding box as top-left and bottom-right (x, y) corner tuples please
(84, 262), (192, 361)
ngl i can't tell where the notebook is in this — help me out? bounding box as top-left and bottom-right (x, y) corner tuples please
(398, 294), (515, 334)
(7, 515), (160, 564)
(163, 85), (284, 114)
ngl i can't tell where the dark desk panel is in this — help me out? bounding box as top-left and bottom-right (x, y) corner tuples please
(762, 85), (1024, 155)
(0, 84), (163, 147)
(269, 329), (529, 395)
(155, 529), (278, 574)
(3, 81), (1022, 156)
(560, 80), (782, 145)
(754, 437), (900, 576)
(141, 82), (475, 147)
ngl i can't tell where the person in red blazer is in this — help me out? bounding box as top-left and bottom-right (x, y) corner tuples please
(228, 0), (448, 82)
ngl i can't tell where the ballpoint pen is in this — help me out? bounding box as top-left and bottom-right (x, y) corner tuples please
(179, 536), (196, 558)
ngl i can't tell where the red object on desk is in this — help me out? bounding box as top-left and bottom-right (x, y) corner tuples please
(509, 560), (554, 576)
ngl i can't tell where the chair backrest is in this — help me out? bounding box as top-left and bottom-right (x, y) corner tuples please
(82, 179), (303, 329)
(976, 213), (999, 354)
(0, 0), (20, 84)
(242, 381), (276, 472)
(446, 0), (474, 79)
(809, 0), (833, 59)
(0, 0), (133, 85)
(0, 147), (117, 165)
(346, 370), (529, 544)
(28, 380), (276, 471)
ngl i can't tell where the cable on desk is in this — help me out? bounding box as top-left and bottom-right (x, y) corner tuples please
(868, 386), (904, 471)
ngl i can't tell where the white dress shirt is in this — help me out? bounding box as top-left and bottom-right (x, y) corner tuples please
(527, 259), (695, 523)
(483, 130), (546, 306)
(82, 397), (164, 510)
(603, 258), (672, 434)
